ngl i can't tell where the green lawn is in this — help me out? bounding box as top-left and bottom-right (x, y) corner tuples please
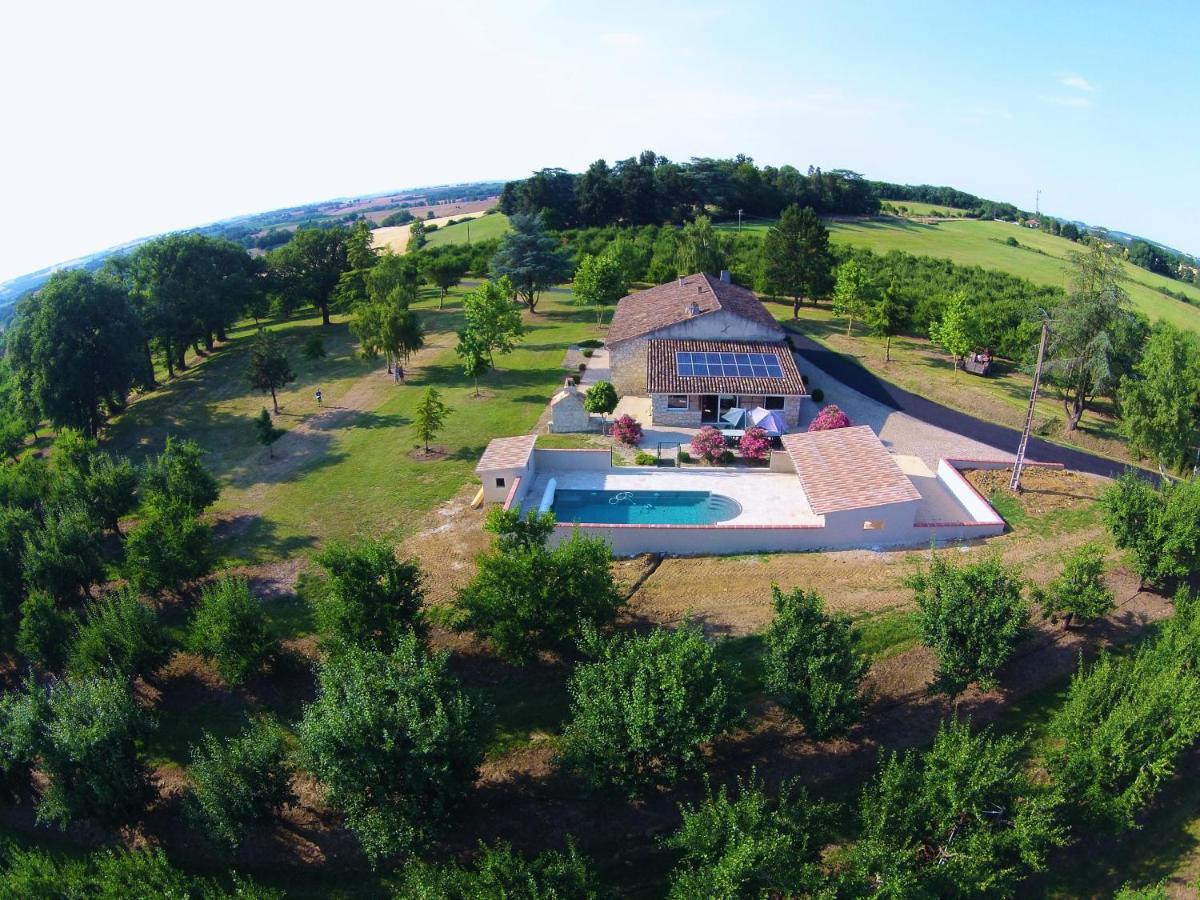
(424, 212), (510, 248)
(104, 284), (598, 569)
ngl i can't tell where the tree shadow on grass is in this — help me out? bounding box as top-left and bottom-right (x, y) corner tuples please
(214, 513), (318, 566)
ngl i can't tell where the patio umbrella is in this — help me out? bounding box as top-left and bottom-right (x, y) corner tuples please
(721, 407), (747, 429)
(749, 407), (788, 435)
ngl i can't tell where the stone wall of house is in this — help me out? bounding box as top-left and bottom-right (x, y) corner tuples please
(610, 340), (648, 395)
(650, 393), (702, 427)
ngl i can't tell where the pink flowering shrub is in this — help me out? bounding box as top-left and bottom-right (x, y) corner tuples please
(690, 426), (728, 465)
(611, 414), (643, 446)
(738, 426), (771, 461)
(808, 404), (852, 432)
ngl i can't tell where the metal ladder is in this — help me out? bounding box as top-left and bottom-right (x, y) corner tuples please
(1010, 320), (1049, 492)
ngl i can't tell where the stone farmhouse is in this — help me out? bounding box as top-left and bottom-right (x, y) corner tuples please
(606, 271), (808, 427)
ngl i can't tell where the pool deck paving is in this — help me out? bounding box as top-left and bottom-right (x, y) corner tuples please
(523, 467), (822, 526)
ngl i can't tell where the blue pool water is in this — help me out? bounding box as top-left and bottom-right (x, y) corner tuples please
(551, 489), (742, 525)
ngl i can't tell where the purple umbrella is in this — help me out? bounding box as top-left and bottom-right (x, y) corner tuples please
(749, 407), (788, 435)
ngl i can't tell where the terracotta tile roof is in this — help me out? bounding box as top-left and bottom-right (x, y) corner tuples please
(606, 273), (784, 344)
(647, 339), (807, 396)
(780, 426), (922, 515)
(475, 434), (537, 473)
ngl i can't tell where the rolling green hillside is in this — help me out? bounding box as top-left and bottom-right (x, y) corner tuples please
(723, 216), (1200, 332)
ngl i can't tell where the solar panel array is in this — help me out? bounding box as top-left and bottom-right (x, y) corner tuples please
(675, 351), (784, 378)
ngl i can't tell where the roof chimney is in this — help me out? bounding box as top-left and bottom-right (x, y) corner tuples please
(719, 269), (731, 284)
(677, 276), (684, 287)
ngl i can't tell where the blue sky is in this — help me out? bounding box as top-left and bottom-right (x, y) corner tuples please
(1, 0), (1196, 282)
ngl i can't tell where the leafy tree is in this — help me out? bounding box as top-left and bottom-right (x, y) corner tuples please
(253, 408), (284, 459)
(763, 586), (867, 738)
(1046, 622), (1200, 831)
(188, 575), (275, 685)
(396, 841), (595, 899)
(762, 205), (834, 316)
(583, 380), (617, 421)
(0, 679), (45, 799)
(5, 270), (145, 436)
(456, 511), (622, 663)
(408, 218), (427, 252)
(831, 257), (877, 336)
(22, 503), (104, 601)
(490, 213), (572, 312)
(0, 505), (35, 621)
(312, 539), (425, 648)
(845, 718), (1063, 897)
(297, 636), (486, 862)
(0, 411), (29, 461)
(140, 437), (219, 515)
(420, 252), (468, 309)
(266, 225), (349, 325)
(246, 328), (295, 414)
(1032, 544), (1114, 627)
(51, 438), (138, 535)
(456, 331), (490, 397)
(929, 289), (975, 374)
(675, 215), (729, 277)
(69, 587), (170, 681)
(559, 624), (737, 794)
(1112, 883), (1170, 900)
(483, 506), (557, 552)
(866, 278), (908, 362)
(573, 252), (628, 324)
(16, 592), (70, 672)
(122, 498), (214, 595)
(185, 718), (294, 851)
(665, 775), (833, 899)
(413, 387), (449, 454)
(909, 555), (1028, 693)
(332, 220), (379, 308)
(455, 279), (526, 379)
(36, 675), (153, 828)
(0, 844), (279, 898)
(1119, 322), (1200, 473)
(1101, 471), (1200, 586)
(1046, 245), (1145, 430)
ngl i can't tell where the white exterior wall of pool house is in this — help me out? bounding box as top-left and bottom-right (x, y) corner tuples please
(479, 443), (1010, 555)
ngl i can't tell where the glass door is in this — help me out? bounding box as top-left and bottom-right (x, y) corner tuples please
(700, 395), (719, 423)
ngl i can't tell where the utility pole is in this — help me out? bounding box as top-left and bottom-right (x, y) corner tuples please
(737, 209), (743, 232)
(467, 220), (471, 244)
(1035, 189), (1041, 219)
(1011, 318), (1051, 492)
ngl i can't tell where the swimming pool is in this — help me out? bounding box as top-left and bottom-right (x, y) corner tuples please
(551, 489), (742, 525)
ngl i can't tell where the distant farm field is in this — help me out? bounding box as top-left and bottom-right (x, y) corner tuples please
(721, 216), (1200, 332)
(424, 211), (510, 248)
(877, 199), (971, 217)
(370, 211), (502, 255)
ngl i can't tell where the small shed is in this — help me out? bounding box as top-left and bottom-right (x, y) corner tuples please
(550, 378), (590, 433)
(475, 434), (537, 504)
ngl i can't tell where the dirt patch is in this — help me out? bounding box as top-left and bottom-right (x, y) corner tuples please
(408, 445), (449, 462)
(966, 465), (1102, 516)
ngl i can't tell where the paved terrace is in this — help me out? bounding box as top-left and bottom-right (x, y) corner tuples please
(522, 467), (823, 527)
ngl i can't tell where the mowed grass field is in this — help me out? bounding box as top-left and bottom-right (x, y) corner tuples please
(876, 199), (971, 217)
(722, 216), (1200, 333)
(423, 211), (509, 248)
(106, 283), (597, 568)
